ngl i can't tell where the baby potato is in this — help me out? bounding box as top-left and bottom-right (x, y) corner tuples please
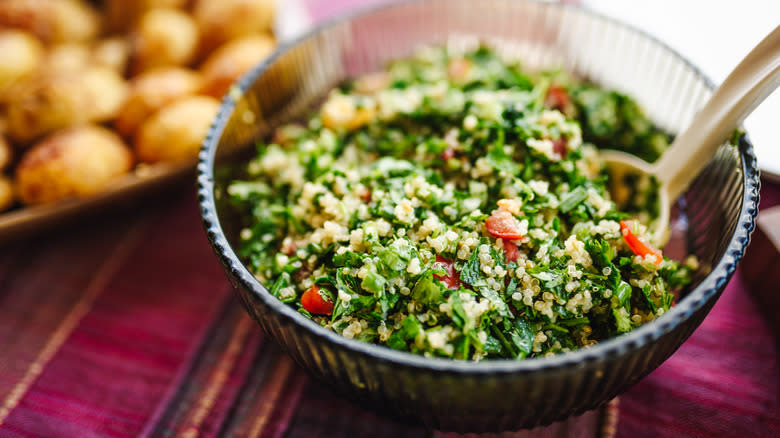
(134, 95), (220, 163)
(0, 0), (99, 44)
(199, 34), (275, 98)
(194, 0), (277, 54)
(0, 175), (14, 212)
(15, 125), (134, 205)
(0, 135), (12, 171)
(105, 0), (189, 32)
(116, 67), (202, 138)
(130, 8), (199, 75)
(0, 30), (44, 99)
(6, 66), (128, 143)
(43, 42), (92, 73)
(5, 72), (88, 143)
(82, 66), (130, 123)
(44, 39), (131, 75)
(92, 37), (131, 74)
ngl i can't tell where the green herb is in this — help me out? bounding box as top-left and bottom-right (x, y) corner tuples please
(559, 186), (588, 213)
(229, 45), (694, 361)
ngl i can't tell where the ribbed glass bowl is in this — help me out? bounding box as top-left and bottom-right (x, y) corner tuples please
(197, 0), (760, 432)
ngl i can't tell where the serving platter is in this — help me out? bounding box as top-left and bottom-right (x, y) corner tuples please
(0, 0), (313, 243)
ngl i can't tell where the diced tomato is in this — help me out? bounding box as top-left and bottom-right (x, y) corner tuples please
(282, 243), (297, 256)
(301, 285), (334, 315)
(485, 210), (525, 240)
(442, 146), (456, 161)
(434, 256), (461, 290)
(359, 188), (371, 203)
(448, 58), (472, 81)
(545, 85), (571, 111)
(552, 138), (567, 158)
(620, 220), (663, 265)
(504, 240), (519, 263)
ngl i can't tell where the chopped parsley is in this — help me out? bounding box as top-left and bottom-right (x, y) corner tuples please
(227, 45), (694, 361)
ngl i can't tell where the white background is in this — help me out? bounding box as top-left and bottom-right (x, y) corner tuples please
(586, 0), (780, 179)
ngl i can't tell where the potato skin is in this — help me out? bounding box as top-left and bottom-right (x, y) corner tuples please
(0, 175), (14, 212)
(199, 34), (275, 98)
(134, 95), (220, 163)
(6, 66), (128, 143)
(83, 66), (130, 123)
(92, 37), (131, 74)
(0, 0), (99, 44)
(42, 42), (91, 73)
(105, 0), (190, 32)
(116, 67), (202, 138)
(0, 0), (280, 212)
(43, 39), (130, 75)
(194, 0), (277, 55)
(0, 30), (44, 99)
(15, 125), (134, 205)
(0, 135), (12, 172)
(130, 8), (199, 75)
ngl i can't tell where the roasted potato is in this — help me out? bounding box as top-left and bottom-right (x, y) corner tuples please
(0, 0), (281, 211)
(0, 135), (12, 171)
(134, 95), (219, 163)
(130, 8), (199, 75)
(0, 30), (44, 99)
(0, 175), (14, 212)
(116, 67), (202, 138)
(6, 72), (89, 143)
(105, 0), (190, 32)
(199, 34), (275, 98)
(6, 66), (129, 143)
(43, 42), (91, 72)
(83, 66), (130, 123)
(194, 0), (277, 55)
(92, 37), (131, 74)
(15, 125), (134, 205)
(0, 0), (99, 45)
(44, 38), (130, 74)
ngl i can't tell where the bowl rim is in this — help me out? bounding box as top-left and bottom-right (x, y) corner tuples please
(197, 0), (760, 375)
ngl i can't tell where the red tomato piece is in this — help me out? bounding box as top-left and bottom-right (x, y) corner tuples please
(448, 58), (472, 81)
(504, 240), (519, 263)
(359, 188), (371, 203)
(545, 85), (571, 111)
(442, 146), (456, 161)
(485, 210), (525, 240)
(282, 242), (297, 256)
(301, 285), (334, 315)
(552, 138), (567, 158)
(620, 220), (663, 265)
(433, 256), (461, 290)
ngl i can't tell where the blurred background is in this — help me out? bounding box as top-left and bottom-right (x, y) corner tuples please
(0, 1), (777, 437)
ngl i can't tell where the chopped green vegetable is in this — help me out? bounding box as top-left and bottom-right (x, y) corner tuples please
(228, 45), (695, 361)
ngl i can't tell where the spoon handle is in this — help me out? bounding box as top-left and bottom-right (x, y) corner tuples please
(654, 25), (780, 201)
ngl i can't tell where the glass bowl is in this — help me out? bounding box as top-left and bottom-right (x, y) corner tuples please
(197, 0), (760, 432)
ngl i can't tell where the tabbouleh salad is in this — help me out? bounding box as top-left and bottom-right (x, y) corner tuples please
(226, 45), (696, 361)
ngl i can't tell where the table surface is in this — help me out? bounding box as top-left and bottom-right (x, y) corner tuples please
(1, 1), (779, 437)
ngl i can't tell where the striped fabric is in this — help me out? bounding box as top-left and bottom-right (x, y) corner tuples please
(0, 2), (778, 437)
(0, 187), (777, 438)
(0, 192), (616, 438)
